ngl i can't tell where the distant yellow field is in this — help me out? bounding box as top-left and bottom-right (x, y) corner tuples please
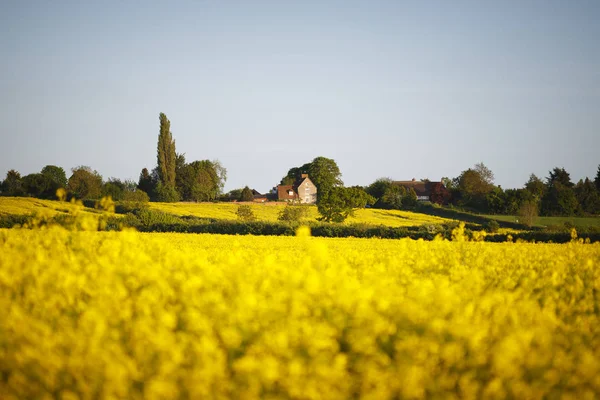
(0, 198), (453, 228)
(149, 202), (453, 227)
(0, 197), (101, 217)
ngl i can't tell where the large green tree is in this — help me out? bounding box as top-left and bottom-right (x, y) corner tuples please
(454, 164), (495, 211)
(175, 159), (227, 202)
(541, 168), (578, 216)
(22, 173), (47, 198)
(68, 166), (103, 200)
(547, 167), (573, 188)
(574, 178), (600, 215)
(138, 168), (156, 199)
(281, 156), (343, 202)
(38, 165), (67, 199)
(317, 186), (374, 222)
(524, 173), (546, 200)
(595, 165), (600, 192)
(240, 186), (254, 202)
(1, 170), (24, 196)
(365, 177), (393, 200)
(157, 113), (177, 200)
(474, 162), (495, 186)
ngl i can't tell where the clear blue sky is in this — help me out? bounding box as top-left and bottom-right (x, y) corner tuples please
(1, 0), (599, 192)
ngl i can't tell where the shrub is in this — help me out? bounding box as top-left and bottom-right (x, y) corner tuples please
(135, 209), (183, 226)
(155, 183), (180, 203)
(278, 205), (309, 222)
(519, 200), (539, 227)
(236, 205), (256, 222)
(484, 220), (500, 233)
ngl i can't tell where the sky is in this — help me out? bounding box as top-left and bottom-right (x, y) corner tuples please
(1, 0), (599, 193)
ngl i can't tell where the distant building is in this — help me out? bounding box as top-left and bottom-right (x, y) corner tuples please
(251, 189), (268, 203)
(393, 178), (450, 204)
(276, 174), (318, 204)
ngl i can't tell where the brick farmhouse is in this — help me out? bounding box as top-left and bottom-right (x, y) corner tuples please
(276, 174), (318, 204)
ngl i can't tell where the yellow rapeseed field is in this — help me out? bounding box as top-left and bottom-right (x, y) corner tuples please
(0, 197), (101, 218)
(1, 223), (599, 399)
(0, 197), (454, 228)
(149, 201), (452, 227)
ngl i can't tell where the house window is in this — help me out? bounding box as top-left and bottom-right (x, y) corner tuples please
(288, 190), (294, 196)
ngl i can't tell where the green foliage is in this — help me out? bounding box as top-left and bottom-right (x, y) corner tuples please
(176, 160), (226, 202)
(135, 208), (183, 226)
(484, 219), (500, 233)
(525, 174), (545, 200)
(0, 213), (30, 228)
(366, 178), (393, 200)
(518, 200), (539, 227)
(38, 165), (67, 199)
(138, 168), (156, 199)
(68, 166), (103, 200)
(473, 162), (495, 186)
(1, 170), (24, 196)
(278, 205), (309, 222)
(380, 185), (404, 209)
(21, 173), (47, 198)
(236, 205), (256, 221)
(541, 168), (578, 216)
(102, 179), (125, 201)
(403, 187), (418, 207)
(318, 186), (374, 223)
(369, 181), (423, 210)
(155, 181), (180, 203)
(157, 112), (177, 190)
(486, 188), (533, 216)
(541, 183), (579, 216)
(240, 186), (254, 202)
(595, 165), (600, 192)
(452, 163), (496, 212)
(574, 178), (600, 215)
(456, 166), (494, 211)
(123, 189), (150, 203)
(8, 166), (69, 199)
(547, 167), (573, 188)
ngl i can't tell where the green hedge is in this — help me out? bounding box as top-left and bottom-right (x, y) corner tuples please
(2, 209), (599, 243)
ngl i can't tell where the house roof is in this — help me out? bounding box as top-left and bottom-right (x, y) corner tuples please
(276, 174), (317, 200)
(277, 184), (297, 200)
(392, 180), (444, 197)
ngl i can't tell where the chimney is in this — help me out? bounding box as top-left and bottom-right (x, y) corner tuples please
(411, 178), (416, 182)
(301, 174), (308, 179)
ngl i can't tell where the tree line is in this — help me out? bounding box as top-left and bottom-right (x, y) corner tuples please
(1, 112), (598, 221)
(363, 162), (600, 219)
(445, 163), (600, 217)
(0, 113), (227, 203)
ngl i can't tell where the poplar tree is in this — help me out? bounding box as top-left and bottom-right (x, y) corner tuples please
(157, 113), (176, 188)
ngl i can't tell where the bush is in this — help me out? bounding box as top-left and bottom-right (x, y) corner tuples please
(155, 183), (180, 203)
(115, 190), (150, 214)
(278, 205), (309, 222)
(518, 201), (539, 227)
(0, 214), (30, 228)
(68, 166), (103, 200)
(135, 209), (183, 226)
(484, 220), (500, 233)
(236, 205), (256, 221)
